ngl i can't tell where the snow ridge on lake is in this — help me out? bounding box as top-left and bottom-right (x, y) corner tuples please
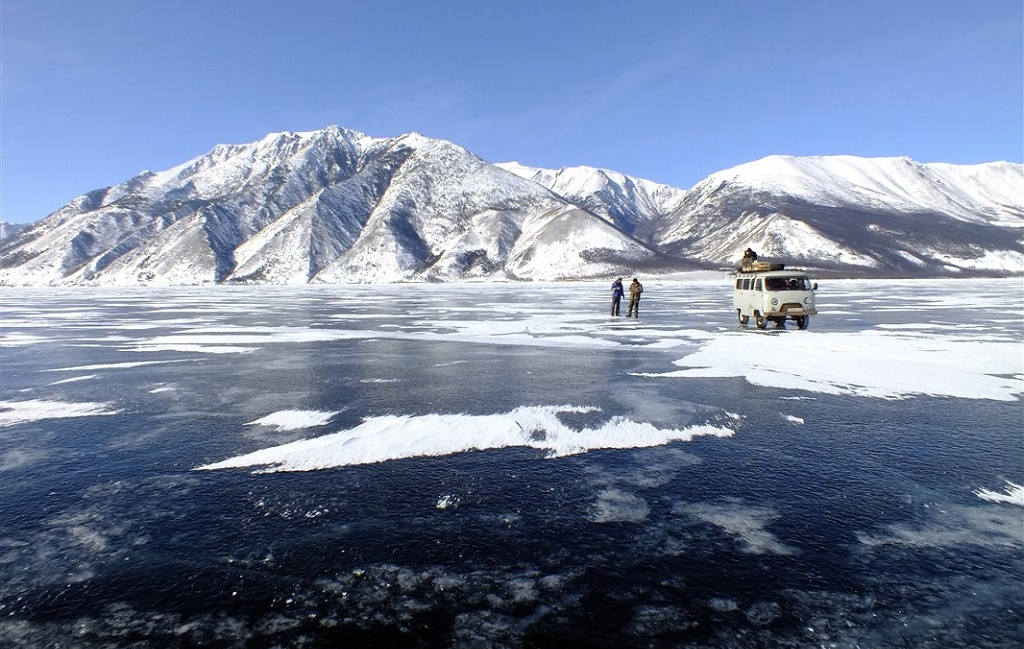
(197, 405), (735, 473)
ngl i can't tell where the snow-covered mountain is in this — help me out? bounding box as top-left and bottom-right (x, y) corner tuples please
(0, 221), (27, 241)
(496, 162), (689, 241)
(1, 127), (1021, 286)
(0, 127), (664, 286)
(652, 155), (1023, 274)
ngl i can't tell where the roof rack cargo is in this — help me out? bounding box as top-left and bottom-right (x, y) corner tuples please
(739, 261), (785, 272)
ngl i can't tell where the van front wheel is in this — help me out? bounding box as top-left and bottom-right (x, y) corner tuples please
(738, 310), (749, 325)
(796, 316), (809, 330)
(754, 313), (767, 329)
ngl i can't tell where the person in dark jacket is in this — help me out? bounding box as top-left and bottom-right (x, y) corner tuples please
(741, 248), (758, 269)
(610, 277), (624, 316)
(627, 277), (643, 318)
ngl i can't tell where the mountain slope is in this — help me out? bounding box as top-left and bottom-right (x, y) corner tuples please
(0, 221), (28, 241)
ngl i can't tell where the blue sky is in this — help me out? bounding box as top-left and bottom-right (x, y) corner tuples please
(2, 0), (1022, 223)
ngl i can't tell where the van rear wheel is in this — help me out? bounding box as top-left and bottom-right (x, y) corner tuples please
(737, 310), (749, 325)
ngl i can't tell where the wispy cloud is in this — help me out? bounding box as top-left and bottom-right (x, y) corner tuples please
(355, 76), (476, 134)
(1, 36), (98, 94)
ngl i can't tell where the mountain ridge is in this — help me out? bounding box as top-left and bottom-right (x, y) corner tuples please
(1, 126), (1020, 286)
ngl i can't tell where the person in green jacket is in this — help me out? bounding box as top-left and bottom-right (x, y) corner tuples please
(627, 277), (643, 318)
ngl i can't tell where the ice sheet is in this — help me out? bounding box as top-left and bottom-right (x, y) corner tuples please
(1, 280), (1021, 648)
(197, 405), (735, 472)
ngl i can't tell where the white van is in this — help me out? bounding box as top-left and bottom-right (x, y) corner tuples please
(733, 263), (818, 329)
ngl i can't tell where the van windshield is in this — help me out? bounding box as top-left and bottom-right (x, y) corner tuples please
(764, 277), (810, 291)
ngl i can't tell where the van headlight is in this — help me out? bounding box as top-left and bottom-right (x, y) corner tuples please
(804, 297), (811, 304)
(771, 298), (779, 305)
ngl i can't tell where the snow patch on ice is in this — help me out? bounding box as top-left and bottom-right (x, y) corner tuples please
(0, 399), (121, 426)
(974, 481), (1024, 506)
(0, 332), (49, 346)
(49, 375), (98, 385)
(638, 330), (1023, 401)
(245, 410), (339, 432)
(43, 360), (191, 372)
(125, 321), (622, 353)
(197, 405), (735, 472)
(130, 344), (258, 354)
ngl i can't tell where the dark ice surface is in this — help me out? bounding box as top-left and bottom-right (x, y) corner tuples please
(1, 279), (1021, 648)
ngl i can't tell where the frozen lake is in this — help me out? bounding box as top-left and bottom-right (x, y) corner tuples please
(1, 278), (1022, 647)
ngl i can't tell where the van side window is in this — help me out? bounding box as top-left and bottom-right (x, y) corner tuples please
(755, 279), (762, 291)
(743, 279), (751, 290)
(736, 279), (742, 289)
(764, 277), (809, 291)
